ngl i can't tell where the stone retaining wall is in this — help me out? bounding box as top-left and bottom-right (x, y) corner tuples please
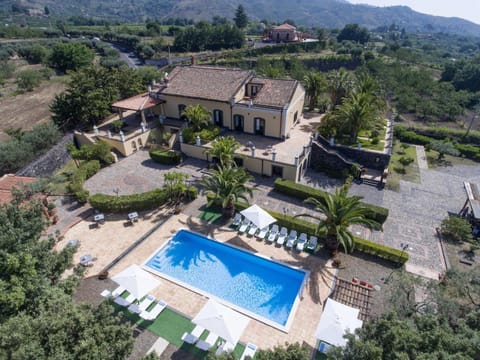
(17, 134), (73, 177)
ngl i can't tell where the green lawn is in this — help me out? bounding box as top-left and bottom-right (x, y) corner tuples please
(387, 142), (420, 190)
(116, 305), (246, 359)
(356, 137), (385, 151)
(426, 149), (479, 168)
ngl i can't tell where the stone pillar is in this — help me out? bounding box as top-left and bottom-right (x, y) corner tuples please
(294, 155), (299, 166)
(107, 130), (112, 138)
(272, 148), (277, 162)
(358, 142), (362, 149)
(158, 114), (164, 124)
(140, 122), (146, 133)
(196, 135), (201, 146)
(303, 144), (308, 156)
(93, 125), (99, 136)
(310, 135), (314, 146)
(119, 130), (125, 142)
(179, 132), (183, 143)
(251, 146), (256, 157)
(329, 137), (334, 146)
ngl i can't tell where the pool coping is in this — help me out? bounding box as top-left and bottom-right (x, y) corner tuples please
(141, 228), (310, 333)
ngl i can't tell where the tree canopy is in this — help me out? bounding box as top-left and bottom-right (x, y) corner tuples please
(49, 42), (94, 72)
(173, 23), (245, 52)
(51, 65), (144, 130)
(234, 5), (248, 29)
(337, 24), (370, 44)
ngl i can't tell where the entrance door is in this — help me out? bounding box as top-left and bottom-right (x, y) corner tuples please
(254, 117), (265, 136)
(213, 110), (223, 127)
(233, 115), (244, 131)
(272, 165), (283, 178)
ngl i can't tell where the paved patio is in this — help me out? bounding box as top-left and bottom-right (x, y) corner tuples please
(58, 211), (334, 351)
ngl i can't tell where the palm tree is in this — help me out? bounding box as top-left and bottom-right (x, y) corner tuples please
(205, 136), (241, 167)
(330, 91), (384, 143)
(326, 69), (353, 108)
(181, 104), (211, 131)
(303, 72), (324, 111)
(200, 166), (254, 218)
(296, 186), (380, 254)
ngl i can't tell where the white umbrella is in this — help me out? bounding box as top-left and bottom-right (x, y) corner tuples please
(111, 264), (160, 299)
(240, 204), (277, 229)
(192, 299), (250, 344)
(315, 298), (363, 347)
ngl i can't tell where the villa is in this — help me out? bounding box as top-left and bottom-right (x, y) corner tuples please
(75, 65), (314, 182)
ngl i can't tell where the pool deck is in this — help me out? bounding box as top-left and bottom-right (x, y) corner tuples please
(57, 212), (334, 351)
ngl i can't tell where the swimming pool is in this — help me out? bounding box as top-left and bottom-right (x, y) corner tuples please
(143, 229), (307, 331)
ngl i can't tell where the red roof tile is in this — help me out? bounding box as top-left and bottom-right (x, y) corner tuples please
(251, 77), (300, 108)
(112, 92), (164, 111)
(272, 23), (297, 30)
(0, 174), (37, 205)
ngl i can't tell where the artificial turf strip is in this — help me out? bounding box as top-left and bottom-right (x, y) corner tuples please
(115, 305), (247, 359)
(198, 209), (223, 224)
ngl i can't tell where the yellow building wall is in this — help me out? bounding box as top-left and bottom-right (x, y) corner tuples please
(180, 143), (208, 161)
(284, 85), (306, 138)
(231, 106), (283, 138)
(74, 131), (96, 147)
(161, 95), (233, 127)
(97, 130), (150, 157)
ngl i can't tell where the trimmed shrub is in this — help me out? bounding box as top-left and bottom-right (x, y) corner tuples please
(274, 179), (389, 224)
(185, 186), (198, 201)
(68, 141), (115, 166)
(394, 127), (431, 145)
(398, 156), (414, 166)
(393, 166), (406, 174)
(454, 143), (480, 161)
(149, 149), (182, 165)
(68, 160), (100, 204)
(353, 237), (409, 264)
(88, 189), (167, 213)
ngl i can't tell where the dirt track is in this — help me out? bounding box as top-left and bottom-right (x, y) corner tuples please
(0, 80), (66, 142)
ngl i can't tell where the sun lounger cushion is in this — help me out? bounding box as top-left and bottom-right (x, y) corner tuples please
(276, 227), (288, 245)
(138, 294), (156, 312)
(267, 225), (279, 242)
(100, 289), (112, 298)
(196, 332), (218, 351)
(286, 230), (297, 248)
(256, 226), (269, 239)
(111, 285), (126, 297)
(240, 343), (257, 360)
(238, 220), (250, 233)
(296, 233), (307, 251)
(232, 213), (242, 227)
(307, 236), (318, 250)
(140, 300), (167, 320)
(248, 224), (258, 236)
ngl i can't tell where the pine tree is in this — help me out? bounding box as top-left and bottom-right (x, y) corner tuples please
(234, 5), (248, 29)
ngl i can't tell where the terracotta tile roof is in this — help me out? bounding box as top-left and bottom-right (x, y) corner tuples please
(330, 277), (373, 321)
(112, 92), (164, 111)
(251, 77), (300, 108)
(0, 174), (37, 205)
(161, 66), (253, 102)
(272, 23), (297, 30)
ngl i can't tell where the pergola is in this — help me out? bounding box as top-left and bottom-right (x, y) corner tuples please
(112, 91), (164, 125)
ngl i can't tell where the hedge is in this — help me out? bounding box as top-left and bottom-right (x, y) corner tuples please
(149, 149), (182, 165)
(393, 127), (432, 145)
(273, 179), (389, 224)
(215, 198), (407, 264)
(89, 189), (168, 213)
(68, 160), (101, 204)
(89, 185), (199, 213)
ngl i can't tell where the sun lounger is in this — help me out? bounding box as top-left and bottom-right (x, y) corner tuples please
(306, 236), (318, 251)
(286, 230), (297, 248)
(215, 341), (235, 356)
(240, 343), (257, 360)
(248, 224), (258, 236)
(267, 224), (279, 242)
(232, 213), (242, 227)
(196, 332), (218, 351)
(100, 289), (112, 298)
(296, 233), (308, 251)
(181, 324), (205, 344)
(140, 300), (167, 320)
(256, 226), (269, 239)
(238, 219), (251, 234)
(131, 294), (156, 314)
(114, 293), (136, 307)
(276, 227), (288, 245)
(111, 285), (126, 297)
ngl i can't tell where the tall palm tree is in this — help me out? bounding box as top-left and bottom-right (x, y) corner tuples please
(205, 136), (241, 167)
(200, 166), (254, 218)
(181, 104), (211, 131)
(303, 72), (324, 111)
(326, 69), (353, 108)
(296, 186), (380, 254)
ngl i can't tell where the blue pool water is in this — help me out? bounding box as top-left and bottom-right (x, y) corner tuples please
(144, 229), (306, 327)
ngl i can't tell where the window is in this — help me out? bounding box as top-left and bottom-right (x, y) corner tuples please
(254, 117), (265, 136)
(213, 109), (223, 127)
(131, 141), (137, 152)
(251, 86), (259, 96)
(138, 138), (143, 148)
(234, 157), (244, 167)
(272, 165), (283, 177)
(233, 114), (244, 131)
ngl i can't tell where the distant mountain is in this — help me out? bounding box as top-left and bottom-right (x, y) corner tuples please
(4, 0), (480, 37)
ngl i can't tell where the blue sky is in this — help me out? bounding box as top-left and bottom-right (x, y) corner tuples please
(347, 0), (480, 25)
